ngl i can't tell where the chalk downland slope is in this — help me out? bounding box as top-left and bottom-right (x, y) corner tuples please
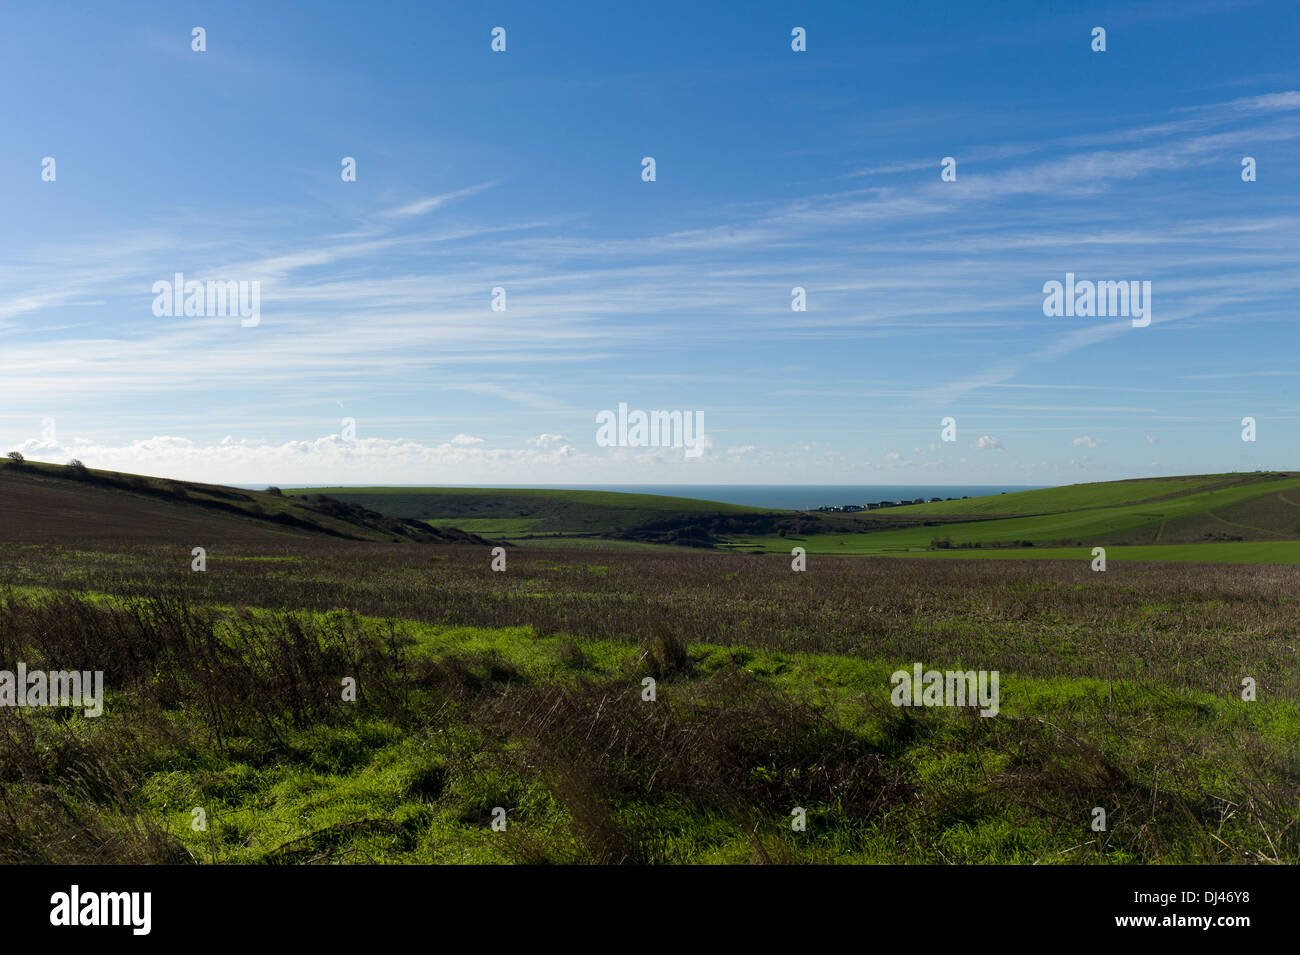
(281, 486), (774, 544)
(713, 472), (1300, 559)
(877, 472), (1300, 545)
(0, 460), (497, 545)
(283, 473), (1300, 554)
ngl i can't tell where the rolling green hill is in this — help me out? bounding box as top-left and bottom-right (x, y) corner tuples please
(10, 461), (1298, 562)
(889, 476), (1220, 517)
(0, 459), (497, 545)
(283, 473), (1300, 562)
(281, 486), (767, 539)
(726, 472), (1300, 561)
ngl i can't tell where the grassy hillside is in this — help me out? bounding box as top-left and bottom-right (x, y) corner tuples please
(283, 473), (1300, 561)
(0, 459), (495, 545)
(3, 541), (1296, 864)
(3, 470), (1296, 863)
(282, 486), (768, 539)
(719, 472), (1300, 561)
(886, 472), (1300, 534)
(887, 476), (1227, 517)
(9, 461), (1300, 562)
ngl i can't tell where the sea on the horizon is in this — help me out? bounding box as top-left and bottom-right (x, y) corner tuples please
(266, 484), (1042, 511)
(527, 485), (1043, 510)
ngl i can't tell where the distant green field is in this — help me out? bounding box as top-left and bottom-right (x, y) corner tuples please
(285, 473), (1300, 562)
(283, 486), (763, 538)
(423, 517), (543, 536)
(853, 474), (1300, 549)
(892, 477), (1217, 516)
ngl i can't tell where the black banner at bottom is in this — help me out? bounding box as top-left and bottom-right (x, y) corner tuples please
(0, 863), (1284, 941)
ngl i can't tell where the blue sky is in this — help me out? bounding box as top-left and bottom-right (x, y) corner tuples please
(2, 0), (1298, 485)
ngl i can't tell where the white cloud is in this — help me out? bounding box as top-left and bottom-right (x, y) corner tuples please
(382, 182), (496, 219)
(3, 88), (1296, 489)
(9, 431), (734, 485)
(974, 435), (1004, 450)
(1071, 435), (1101, 448)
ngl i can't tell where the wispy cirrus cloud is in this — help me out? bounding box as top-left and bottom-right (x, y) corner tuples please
(3, 65), (1296, 484)
(382, 181), (498, 219)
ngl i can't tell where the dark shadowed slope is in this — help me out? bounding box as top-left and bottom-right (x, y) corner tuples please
(0, 460), (496, 545)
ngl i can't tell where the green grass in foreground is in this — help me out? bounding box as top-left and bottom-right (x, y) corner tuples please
(118, 622), (1300, 864)
(3, 585), (1295, 865)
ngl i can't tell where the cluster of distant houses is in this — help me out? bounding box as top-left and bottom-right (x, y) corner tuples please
(810, 496), (968, 513)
